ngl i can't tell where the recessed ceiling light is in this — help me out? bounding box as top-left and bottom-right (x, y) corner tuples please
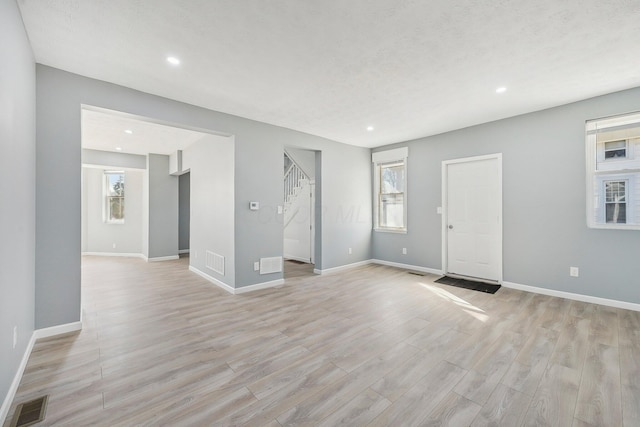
(496, 87), (507, 94)
(166, 56), (180, 65)
(124, 129), (133, 134)
(115, 147), (122, 151)
(366, 126), (374, 132)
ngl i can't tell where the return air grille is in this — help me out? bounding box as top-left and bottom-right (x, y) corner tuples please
(206, 251), (225, 276)
(260, 256), (283, 274)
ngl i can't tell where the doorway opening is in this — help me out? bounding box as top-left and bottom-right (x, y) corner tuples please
(283, 147), (319, 279)
(80, 105), (234, 290)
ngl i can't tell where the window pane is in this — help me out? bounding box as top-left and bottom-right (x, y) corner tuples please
(105, 172), (125, 222)
(109, 197), (124, 220)
(605, 181), (626, 202)
(605, 140), (626, 150)
(381, 164), (404, 194)
(380, 193), (404, 228)
(605, 149), (626, 159)
(606, 202), (626, 223)
(107, 173), (125, 196)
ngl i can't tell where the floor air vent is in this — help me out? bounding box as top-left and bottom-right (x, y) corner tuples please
(10, 395), (48, 427)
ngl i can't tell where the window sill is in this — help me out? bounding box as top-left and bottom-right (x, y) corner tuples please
(588, 223), (640, 231)
(374, 228), (407, 234)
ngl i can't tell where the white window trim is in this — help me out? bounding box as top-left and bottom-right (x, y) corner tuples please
(104, 170), (125, 225)
(373, 147), (408, 233)
(586, 113), (640, 230)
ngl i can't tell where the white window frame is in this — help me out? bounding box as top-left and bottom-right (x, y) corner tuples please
(104, 170), (125, 224)
(586, 112), (640, 230)
(597, 176), (634, 224)
(373, 147), (408, 233)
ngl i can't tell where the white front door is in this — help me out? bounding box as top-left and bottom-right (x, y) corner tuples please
(443, 154), (502, 282)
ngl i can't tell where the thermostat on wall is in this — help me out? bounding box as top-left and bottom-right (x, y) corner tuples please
(249, 201), (260, 210)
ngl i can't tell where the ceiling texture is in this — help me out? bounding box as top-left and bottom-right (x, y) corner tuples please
(81, 109), (211, 155)
(18, 0), (640, 148)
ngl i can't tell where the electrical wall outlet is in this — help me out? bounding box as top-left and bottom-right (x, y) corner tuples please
(13, 326), (17, 349)
(402, 248), (407, 255)
(570, 267), (579, 277)
(254, 261), (260, 271)
(112, 243), (116, 249)
(348, 248), (352, 255)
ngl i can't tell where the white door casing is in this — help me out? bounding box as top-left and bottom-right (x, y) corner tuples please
(310, 181), (315, 264)
(442, 154), (502, 282)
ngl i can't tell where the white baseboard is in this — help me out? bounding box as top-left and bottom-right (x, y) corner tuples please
(502, 281), (640, 312)
(189, 266), (285, 294)
(313, 259), (372, 275)
(178, 249), (190, 254)
(189, 266), (235, 294)
(235, 279), (285, 294)
(147, 255), (180, 262)
(0, 334), (36, 425)
(33, 321), (83, 340)
(82, 252), (144, 259)
(313, 259), (442, 276)
(370, 259), (443, 276)
(1, 320), (82, 425)
(309, 258), (640, 312)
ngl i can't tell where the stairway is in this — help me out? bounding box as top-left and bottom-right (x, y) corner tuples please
(284, 156), (309, 227)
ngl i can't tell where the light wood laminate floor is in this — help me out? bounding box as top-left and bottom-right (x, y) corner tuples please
(4, 256), (640, 426)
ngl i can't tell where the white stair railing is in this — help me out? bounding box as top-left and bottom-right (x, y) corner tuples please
(284, 161), (308, 204)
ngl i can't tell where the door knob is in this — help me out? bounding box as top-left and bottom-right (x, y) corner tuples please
(448, 225), (453, 229)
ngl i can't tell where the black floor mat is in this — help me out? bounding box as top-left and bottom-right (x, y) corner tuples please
(434, 276), (501, 294)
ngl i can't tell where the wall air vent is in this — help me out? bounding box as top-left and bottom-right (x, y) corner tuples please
(260, 256), (283, 275)
(206, 250), (225, 276)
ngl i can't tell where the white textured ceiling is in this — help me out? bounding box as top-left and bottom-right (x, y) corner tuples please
(82, 109), (208, 155)
(18, 0), (640, 148)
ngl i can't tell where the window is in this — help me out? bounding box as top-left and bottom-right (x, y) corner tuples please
(604, 180), (626, 223)
(104, 171), (125, 223)
(373, 147), (408, 232)
(604, 140), (627, 159)
(586, 112), (640, 229)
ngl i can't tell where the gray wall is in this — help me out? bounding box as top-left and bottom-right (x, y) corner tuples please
(373, 87), (640, 304)
(82, 148), (146, 170)
(178, 173), (190, 251)
(35, 65), (371, 313)
(146, 154), (178, 259)
(82, 168), (143, 254)
(183, 135), (235, 285)
(0, 0), (36, 411)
